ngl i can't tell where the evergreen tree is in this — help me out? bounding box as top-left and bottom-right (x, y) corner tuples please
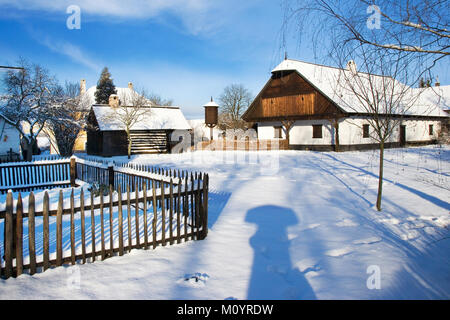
(95, 67), (117, 104)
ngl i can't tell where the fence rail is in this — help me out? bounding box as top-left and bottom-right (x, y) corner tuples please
(0, 159), (70, 193)
(1, 156), (186, 194)
(194, 138), (289, 151)
(0, 157), (209, 279)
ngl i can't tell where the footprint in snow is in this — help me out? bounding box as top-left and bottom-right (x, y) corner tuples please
(295, 258), (321, 274)
(325, 247), (353, 257)
(177, 273), (209, 288)
(400, 231), (419, 241)
(379, 218), (401, 225)
(352, 237), (382, 245)
(336, 219), (359, 227)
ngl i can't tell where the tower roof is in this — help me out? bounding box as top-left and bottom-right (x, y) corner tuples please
(203, 97), (219, 108)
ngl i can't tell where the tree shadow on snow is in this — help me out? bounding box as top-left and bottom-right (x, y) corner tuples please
(245, 205), (316, 300)
(207, 190), (232, 230)
(323, 154), (450, 211)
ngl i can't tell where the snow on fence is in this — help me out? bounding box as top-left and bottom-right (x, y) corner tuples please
(0, 158), (71, 194)
(1, 156), (186, 194)
(0, 157), (209, 279)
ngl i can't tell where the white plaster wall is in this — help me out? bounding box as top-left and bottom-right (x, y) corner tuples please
(289, 120), (334, 145)
(258, 120), (334, 145)
(257, 117), (443, 146)
(257, 122), (286, 140)
(0, 119), (21, 155)
(401, 119), (441, 142)
(343, 117), (441, 144)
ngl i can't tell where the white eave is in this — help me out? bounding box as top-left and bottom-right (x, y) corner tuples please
(92, 105), (191, 131)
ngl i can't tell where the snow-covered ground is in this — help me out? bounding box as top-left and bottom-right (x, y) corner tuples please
(1, 146), (449, 299)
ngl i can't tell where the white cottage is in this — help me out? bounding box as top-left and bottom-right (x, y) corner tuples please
(0, 118), (21, 160)
(243, 59), (449, 151)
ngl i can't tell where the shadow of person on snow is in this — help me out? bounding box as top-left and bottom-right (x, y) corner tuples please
(245, 205), (316, 300)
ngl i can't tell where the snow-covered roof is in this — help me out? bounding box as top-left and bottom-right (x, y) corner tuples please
(272, 59), (448, 117)
(83, 86), (154, 108)
(203, 99), (219, 108)
(92, 105), (191, 131)
(187, 119), (206, 128)
(412, 85), (450, 112)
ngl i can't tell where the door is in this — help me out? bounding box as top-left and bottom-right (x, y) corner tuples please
(399, 125), (406, 146)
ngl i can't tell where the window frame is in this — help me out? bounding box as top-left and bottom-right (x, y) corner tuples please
(363, 124), (370, 138)
(274, 126), (283, 139)
(312, 124), (323, 139)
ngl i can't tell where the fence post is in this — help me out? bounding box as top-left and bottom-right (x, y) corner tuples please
(15, 193), (23, 277)
(200, 174), (209, 240)
(70, 156), (77, 187)
(4, 191), (13, 279)
(108, 162), (114, 189)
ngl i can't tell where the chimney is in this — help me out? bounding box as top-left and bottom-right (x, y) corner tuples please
(128, 82), (133, 90)
(435, 76), (440, 87)
(109, 94), (119, 108)
(80, 79), (86, 94)
(346, 60), (357, 74)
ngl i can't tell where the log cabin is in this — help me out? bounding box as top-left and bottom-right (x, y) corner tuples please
(86, 91), (190, 156)
(243, 59), (449, 151)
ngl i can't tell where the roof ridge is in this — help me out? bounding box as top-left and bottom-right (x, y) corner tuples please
(280, 58), (393, 79)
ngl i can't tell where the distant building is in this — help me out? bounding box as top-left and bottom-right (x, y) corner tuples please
(188, 119), (222, 141)
(86, 90), (191, 156)
(243, 59), (449, 151)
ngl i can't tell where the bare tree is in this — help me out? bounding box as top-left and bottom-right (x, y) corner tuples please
(281, 0), (447, 210)
(110, 89), (152, 159)
(46, 81), (91, 156)
(147, 92), (173, 106)
(218, 84), (253, 130)
(283, 0), (449, 79)
(0, 58), (61, 161)
(332, 46), (426, 211)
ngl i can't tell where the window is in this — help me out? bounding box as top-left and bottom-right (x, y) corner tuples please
(274, 126), (282, 139)
(312, 125), (322, 139)
(429, 124), (434, 135)
(363, 124), (370, 138)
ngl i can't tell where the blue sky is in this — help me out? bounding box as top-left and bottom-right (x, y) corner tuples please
(0, 1), (448, 119)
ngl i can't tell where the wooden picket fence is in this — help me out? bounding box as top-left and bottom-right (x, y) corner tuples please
(0, 158), (71, 194)
(0, 157), (209, 279)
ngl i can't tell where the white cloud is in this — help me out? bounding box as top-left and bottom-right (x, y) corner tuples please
(0, 0), (226, 35)
(30, 31), (102, 72)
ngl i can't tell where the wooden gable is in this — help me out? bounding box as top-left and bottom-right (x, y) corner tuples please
(243, 70), (345, 122)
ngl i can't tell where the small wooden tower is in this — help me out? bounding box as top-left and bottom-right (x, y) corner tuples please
(203, 97), (219, 140)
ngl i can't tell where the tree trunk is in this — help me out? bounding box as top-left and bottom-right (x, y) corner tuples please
(334, 120), (340, 152)
(376, 140), (385, 211)
(21, 137), (34, 161)
(127, 131), (132, 159)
